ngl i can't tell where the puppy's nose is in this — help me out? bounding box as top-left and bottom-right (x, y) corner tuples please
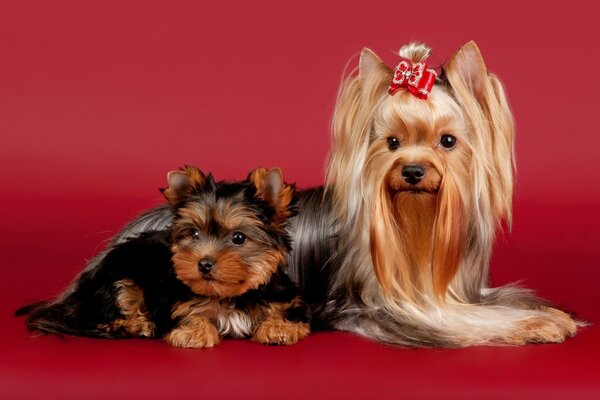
(402, 164), (425, 185)
(198, 259), (214, 273)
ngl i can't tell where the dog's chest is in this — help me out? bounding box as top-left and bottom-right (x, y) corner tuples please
(214, 302), (260, 338)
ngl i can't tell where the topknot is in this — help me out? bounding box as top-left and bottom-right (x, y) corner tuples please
(398, 42), (432, 64)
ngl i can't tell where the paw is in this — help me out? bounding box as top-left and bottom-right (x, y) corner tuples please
(252, 318), (310, 345)
(503, 307), (579, 345)
(127, 319), (155, 338)
(532, 307), (578, 342)
(98, 317), (156, 338)
(165, 323), (221, 348)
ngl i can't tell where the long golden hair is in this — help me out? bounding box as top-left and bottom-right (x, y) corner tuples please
(326, 41), (515, 305)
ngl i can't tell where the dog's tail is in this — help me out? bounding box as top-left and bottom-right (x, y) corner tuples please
(15, 298), (117, 339)
(14, 301), (48, 317)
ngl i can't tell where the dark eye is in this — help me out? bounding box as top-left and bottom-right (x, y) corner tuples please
(440, 134), (457, 149)
(387, 137), (400, 151)
(232, 232), (246, 246)
(191, 229), (200, 240)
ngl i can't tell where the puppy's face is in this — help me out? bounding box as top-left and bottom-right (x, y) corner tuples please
(366, 87), (472, 197)
(163, 166), (294, 298)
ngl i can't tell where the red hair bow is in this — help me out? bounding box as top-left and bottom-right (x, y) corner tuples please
(388, 61), (437, 99)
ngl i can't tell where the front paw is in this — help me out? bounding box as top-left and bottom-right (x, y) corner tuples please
(503, 307), (580, 345)
(165, 321), (221, 348)
(252, 318), (310, 345)
(529, 307), (579, 343)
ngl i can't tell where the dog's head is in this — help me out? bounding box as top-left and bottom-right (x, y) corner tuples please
(162, 166), (295, 298)
(328, 42), (514, 301)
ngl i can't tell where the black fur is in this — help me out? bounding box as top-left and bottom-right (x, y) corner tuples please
(17, 176), (309, 341)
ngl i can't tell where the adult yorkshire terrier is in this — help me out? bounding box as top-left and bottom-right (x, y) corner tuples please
(39, 41), (579, 347)
(18, 167), (309, 347)
(303, 41), (580, 346)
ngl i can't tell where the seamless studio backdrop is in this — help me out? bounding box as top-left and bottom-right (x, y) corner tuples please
(1, 1), (599, 399)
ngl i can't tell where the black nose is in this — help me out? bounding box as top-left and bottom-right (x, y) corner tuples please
(198, 259), (214, 273)
(402, 164), (425, 185)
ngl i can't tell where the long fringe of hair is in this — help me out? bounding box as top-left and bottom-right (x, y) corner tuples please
(323, 41), (579, 346)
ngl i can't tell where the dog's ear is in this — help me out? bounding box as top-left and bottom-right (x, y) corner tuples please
(358, 47), (395, 85)
(359, 48), (384, 78)
(444, 41), (487, 99)
(327, 49), (393, 203)
(248, 167), (294, 224)
(161, 165), (208, 204)
(445, 41), (515, 226)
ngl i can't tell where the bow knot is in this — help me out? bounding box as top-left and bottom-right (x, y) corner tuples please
(388, 61), (437, 100)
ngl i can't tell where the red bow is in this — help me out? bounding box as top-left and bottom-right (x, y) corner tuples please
(388, 61), (437, 99)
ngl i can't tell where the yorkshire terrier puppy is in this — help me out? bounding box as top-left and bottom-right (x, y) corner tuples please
(17, 166), (309, 348)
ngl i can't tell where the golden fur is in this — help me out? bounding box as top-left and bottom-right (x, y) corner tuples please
(324, 41), (581, 346)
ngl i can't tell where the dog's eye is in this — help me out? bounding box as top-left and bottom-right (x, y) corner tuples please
(191, 229), (200, 240)
(387, 137), (400, 151)
(231, 232), (246, 246)
(440, 134), (457, 149)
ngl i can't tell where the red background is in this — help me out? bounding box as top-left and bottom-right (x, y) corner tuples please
(1, 1), (599, 398)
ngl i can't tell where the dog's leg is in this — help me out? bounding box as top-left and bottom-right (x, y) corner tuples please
(497, 307), (579, 345)
(475, 285), (581, 345)
(164, 317), (221, 348)
(253, 317), (310, 345)
(327, 296), (580, 347)
(165, 300), (221, 348)
(252, 296), (310, 345)
(96, 279), (155, 338)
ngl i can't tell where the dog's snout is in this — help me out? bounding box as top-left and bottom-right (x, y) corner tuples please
(401, 164), (425, 185)
(198, 259), (215, 273)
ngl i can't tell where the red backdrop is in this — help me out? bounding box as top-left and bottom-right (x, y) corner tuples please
(1, 1), (599, 399)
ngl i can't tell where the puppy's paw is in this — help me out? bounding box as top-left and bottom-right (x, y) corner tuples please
(98, 317), (156, 338)
(252, 318), (310, 345)
(165, 320), (221, 348)
(502, 307), (580, 345)
(126, 317), (156, 338)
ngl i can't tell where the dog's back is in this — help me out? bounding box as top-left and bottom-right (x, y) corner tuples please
(285, 187), (339, 326)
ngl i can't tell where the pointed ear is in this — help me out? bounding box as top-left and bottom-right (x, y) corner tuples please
(326, 48), (392, 203)
(359, 47), (384, 79)
(445, 41), (515, 225)
(161, 165), (206, 204)
(248, 167), (294, 223)
(444, 41), (487, 99)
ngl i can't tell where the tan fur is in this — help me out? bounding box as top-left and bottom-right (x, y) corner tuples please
(165, 316), (221, 348)
(97, 279), (155, 337)
(252, 297), (310, 345)
(500, 308), (578, 345)
(166, 300), (221, 347)
(252, 317), (310, 345)
(171, 244), (284, 297)
(162, 165), (206, 204)
(249, 167), (295, 225)
(168, 296), (308, 347)
(324, 41), (580, 346)
(167, 167), (291, 299)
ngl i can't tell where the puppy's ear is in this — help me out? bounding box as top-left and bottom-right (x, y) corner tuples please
(161, 165), (207, 204)
(248, 167), (294, 224)
(444, 41), (487, 99)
